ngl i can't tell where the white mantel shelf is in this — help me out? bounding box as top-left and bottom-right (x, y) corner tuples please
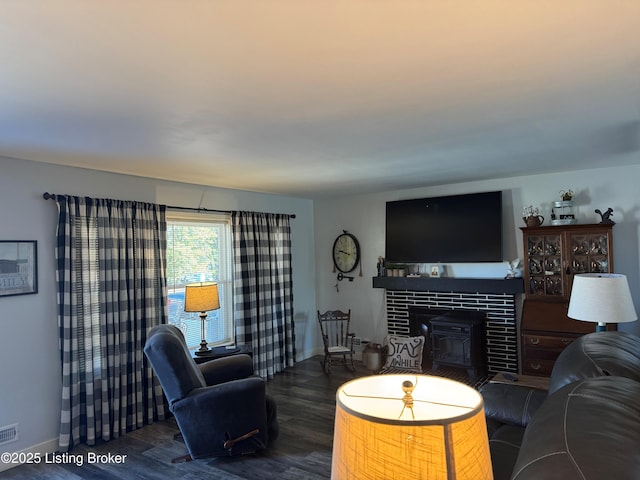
(372, 276), (525, 295)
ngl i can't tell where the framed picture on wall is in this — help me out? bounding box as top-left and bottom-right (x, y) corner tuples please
(0, 241), (38, 297)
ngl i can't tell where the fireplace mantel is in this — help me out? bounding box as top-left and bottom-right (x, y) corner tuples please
(372, 276), (524, 294)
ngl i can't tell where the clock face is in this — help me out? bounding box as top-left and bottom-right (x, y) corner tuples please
(333, 233), (360, 273)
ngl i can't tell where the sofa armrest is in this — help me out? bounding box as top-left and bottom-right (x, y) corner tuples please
(511, 376), (640, 480)
(198, 354), (254, 386)
(480, 383), (547, 427)
(548, 331), (640, 394)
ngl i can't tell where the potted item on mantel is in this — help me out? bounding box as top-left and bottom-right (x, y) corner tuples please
(386, 264), (406, 277)
(523, 205), (544, 227)
(385, 264), (396, 277)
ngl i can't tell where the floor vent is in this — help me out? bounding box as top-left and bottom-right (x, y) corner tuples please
(0, 424), (18, 446)
(352, 337), (362, 346)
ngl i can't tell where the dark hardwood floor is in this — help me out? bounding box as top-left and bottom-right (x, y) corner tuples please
(3, 356), (483, 479)
(2, 356), (370, 480)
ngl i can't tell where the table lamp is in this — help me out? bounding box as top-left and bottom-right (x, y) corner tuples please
(568, 273), (637, 332)
(184, 282), (220, 355)
(331, 374), (492, 480)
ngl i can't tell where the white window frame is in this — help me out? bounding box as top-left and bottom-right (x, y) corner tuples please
(166, 211), (234, 349)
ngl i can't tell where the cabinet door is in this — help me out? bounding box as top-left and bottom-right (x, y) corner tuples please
(566, 229), (613, 292)
(523, 225), (613, 301)
(567, 232), (610, 273)
(525, 234), (564, 297)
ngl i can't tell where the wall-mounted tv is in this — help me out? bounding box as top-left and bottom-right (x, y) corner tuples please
(385, 191), (503, 263)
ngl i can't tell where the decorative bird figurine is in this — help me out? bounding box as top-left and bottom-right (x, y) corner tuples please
(595, 208), (615, 224)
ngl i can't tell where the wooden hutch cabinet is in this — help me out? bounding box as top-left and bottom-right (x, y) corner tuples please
(520, 223), (614, 376)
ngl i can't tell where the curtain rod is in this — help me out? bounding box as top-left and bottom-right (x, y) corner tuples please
(42, 192), (296, 219)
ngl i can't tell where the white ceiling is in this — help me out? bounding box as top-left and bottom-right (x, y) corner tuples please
(1, 1), (639, 198)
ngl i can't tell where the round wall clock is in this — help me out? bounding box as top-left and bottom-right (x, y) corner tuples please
(332, 231), (361, 273)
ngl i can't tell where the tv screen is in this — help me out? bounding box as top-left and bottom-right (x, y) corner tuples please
(385, 191), (503, 263)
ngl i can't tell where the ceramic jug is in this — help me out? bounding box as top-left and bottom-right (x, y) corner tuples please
(524, 215), (544, 227)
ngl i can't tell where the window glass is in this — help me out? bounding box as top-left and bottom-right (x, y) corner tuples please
(166, 212), (233, 349)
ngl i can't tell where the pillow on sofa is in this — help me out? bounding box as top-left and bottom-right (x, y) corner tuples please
(383, 335), (425, 372)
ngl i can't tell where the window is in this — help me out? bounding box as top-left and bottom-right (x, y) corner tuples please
(166, 212), (233, 349)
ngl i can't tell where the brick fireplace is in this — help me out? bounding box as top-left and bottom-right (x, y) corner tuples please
(374, 276), (524, 374)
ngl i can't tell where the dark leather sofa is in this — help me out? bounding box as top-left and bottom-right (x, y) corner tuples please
(479, 331), (640, 479)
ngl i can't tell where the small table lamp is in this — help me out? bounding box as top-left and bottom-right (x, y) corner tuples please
(568, 273), (637, 332)
(184, 282), (220, 355)
(331, 374), (492, 480)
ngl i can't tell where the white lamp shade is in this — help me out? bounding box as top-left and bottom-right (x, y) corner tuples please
(331, 374), (492, 480)
(568, 274), (637, 324)
(184, 282), (220, 312)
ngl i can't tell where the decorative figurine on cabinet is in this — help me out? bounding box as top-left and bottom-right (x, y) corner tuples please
(505, 258), (522, 279)
(595, 207), (615, 225)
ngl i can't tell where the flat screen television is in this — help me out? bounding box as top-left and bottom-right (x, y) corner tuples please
(385, 191), (503, 263)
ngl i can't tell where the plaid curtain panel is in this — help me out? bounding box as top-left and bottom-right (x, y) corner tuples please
(232, 211), (295, 379)
(54, 195), (168, 451)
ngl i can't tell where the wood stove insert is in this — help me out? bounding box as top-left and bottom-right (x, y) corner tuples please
(408, 306), (487, 381)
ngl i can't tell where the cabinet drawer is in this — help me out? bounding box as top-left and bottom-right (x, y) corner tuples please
(523, 334), (575, 350)
(522, 358), (555, 376)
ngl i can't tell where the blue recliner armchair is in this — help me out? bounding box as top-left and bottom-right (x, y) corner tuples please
(144, 324), (279, 460)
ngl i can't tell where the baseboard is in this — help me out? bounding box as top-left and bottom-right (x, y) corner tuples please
(0, 437), (58, 473)
(296, 346), (324, 362)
